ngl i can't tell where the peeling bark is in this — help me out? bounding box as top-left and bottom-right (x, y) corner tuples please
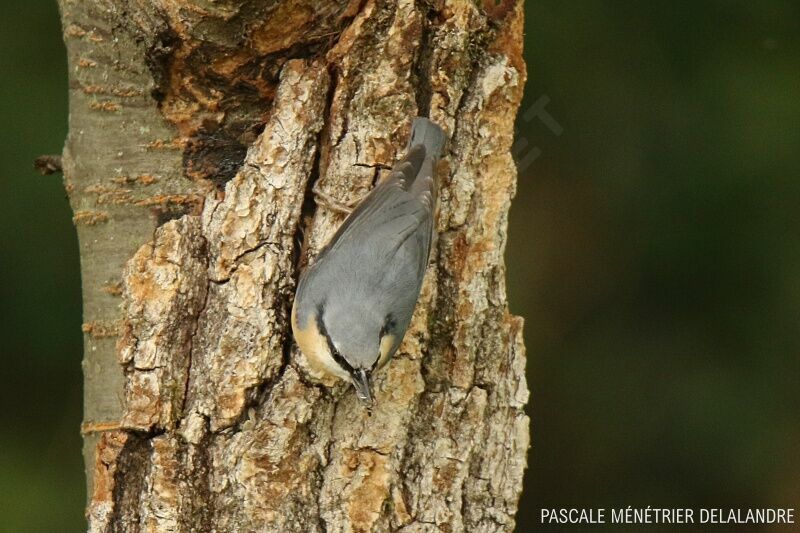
(60, 0), (529, 531)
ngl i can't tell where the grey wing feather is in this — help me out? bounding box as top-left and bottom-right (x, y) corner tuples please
(299, 150), (434, 306)
(296, 118), (444, 350)
(305, 144), (433, 273)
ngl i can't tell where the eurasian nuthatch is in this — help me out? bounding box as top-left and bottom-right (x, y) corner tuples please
(292, 117), (446, 407)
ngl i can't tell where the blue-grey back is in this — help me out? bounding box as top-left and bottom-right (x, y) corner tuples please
(294, 118), (445, 368)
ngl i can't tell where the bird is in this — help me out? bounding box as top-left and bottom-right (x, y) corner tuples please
(291, 117), (446, 408)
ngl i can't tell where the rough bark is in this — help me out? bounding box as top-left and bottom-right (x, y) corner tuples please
(59, 0), (528, 531)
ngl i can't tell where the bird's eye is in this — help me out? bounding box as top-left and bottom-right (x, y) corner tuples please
(379, 314), (396, 338)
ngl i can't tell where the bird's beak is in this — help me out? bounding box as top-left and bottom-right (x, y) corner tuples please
(350, 368), (373, 407)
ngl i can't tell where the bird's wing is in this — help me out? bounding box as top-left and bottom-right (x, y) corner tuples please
(311, 144), (433, 267)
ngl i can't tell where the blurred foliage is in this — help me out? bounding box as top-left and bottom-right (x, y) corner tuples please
(0, 0), (84, 531)
(0, 1), (798, 531)
(510, 1), (800, 530)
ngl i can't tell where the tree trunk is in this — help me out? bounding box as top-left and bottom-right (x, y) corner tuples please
(60, 0), (528, 530)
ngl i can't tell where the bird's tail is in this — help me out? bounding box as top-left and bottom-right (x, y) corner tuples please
(407, 117), (446, 160)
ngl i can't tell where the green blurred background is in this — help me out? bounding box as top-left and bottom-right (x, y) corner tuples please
(1, 1), (798, 531)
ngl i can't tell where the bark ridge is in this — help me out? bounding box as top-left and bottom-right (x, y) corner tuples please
(59, 0), (529, 531)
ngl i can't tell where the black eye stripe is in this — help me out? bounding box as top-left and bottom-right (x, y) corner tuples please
(379, 314), (397, 338)
(374, 314), (397, 371)
(316, 303), (356, 375)
(333, 351), (356, 377)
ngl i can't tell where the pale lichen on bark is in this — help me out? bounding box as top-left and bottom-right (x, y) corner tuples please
(118, 216), (208, 432)
(186, 59), (331, 433)
(61, 0), (529, 531)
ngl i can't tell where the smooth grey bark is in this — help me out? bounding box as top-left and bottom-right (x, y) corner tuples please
(59, 0), (529, 531)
